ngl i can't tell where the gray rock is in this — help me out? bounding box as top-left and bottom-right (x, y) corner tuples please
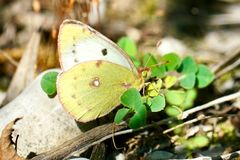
(0, 69), (82, 157)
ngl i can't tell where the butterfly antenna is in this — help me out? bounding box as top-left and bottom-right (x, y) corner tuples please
(143, 54), (152, 68)
(151, 61), (165, 68)
(143, 54), (165, 68)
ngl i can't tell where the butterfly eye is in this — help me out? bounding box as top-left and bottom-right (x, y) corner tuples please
(101, 48), (108, 56)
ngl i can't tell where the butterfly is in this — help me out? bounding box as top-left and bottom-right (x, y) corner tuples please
(57, 19), (144, 122)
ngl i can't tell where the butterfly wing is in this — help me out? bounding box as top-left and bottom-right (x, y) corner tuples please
(58, 19), (137, 74)
(57, 60), (143, 122)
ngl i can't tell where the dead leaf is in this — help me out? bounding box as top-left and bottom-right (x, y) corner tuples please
(0, 118), (25, 160)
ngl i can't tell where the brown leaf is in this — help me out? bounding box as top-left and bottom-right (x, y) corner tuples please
(0, 118), (25, 160)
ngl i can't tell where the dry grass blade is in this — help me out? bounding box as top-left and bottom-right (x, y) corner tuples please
(0, 50), (18, 67)
(1, 32), (40, 106)
(0, 118), (24, 160)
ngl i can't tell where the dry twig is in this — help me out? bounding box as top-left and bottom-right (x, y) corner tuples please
(31, 123), (127, 160)
(212, 46), (240, 75)
(179, 91), (240, 120)
(0, 50), (18, 67)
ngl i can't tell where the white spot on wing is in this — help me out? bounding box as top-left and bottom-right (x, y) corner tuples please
(90, 77), (100, 87)
(93, 79), (100, 87)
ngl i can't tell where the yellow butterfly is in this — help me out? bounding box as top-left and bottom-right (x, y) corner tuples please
(57, 19), (144, 122)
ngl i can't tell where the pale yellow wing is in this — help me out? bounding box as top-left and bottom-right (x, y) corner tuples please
(58, 19), (137, 74)
(57, 60), (143, 122)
